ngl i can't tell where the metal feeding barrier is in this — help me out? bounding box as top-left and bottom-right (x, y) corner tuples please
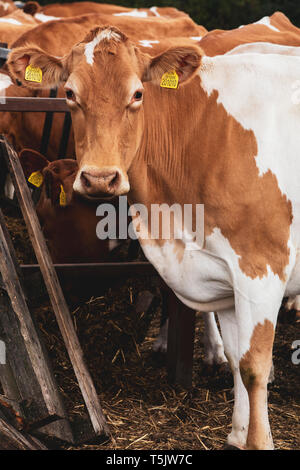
(0, 83), (196, 448)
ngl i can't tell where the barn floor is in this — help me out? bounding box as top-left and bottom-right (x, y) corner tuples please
(1, 206), (300, 450)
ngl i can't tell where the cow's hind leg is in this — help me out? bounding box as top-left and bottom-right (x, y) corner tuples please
(202, 311), (228, 371)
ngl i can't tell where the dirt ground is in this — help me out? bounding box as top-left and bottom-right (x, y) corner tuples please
(1, 206), (300, 450)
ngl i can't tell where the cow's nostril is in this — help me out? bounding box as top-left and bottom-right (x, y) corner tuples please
(81, 172), (92, 188)
(109, 171), (119, 188)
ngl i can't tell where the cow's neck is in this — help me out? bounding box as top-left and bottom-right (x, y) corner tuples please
(128, 75), (209, 208)
(127, 71), (292, 281)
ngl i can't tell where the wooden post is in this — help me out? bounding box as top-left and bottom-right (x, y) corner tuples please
(1, 136), (109, 438)
(166, 290), (196, 389)
(0, 208), (73, 441)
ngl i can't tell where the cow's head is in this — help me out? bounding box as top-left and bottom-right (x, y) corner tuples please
(9, 26), (202, 200)
(19, 148), (78, 207)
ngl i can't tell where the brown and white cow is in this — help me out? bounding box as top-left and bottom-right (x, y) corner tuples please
(18, 148), (119, 263)
(9, 24), (300, 450)
(24, 1), (188, 22)
(199, 11), (300, 56)
(11, 12), (206, 53)
(0, 9), (39, 46)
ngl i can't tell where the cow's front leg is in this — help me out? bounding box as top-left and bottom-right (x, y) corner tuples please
(221, 287), (283, 450)
(217, 307), (249, 449)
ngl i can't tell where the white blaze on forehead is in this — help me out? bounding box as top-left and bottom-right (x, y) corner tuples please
(84, 29), (121, 65)
(114, 9), (148, 18)
(139, 39), (159, 48)
(34, 13), (61, 22)
(190, 36), (202, 41)
(0, 17), (21, 25)
(150, 6), (160, 17)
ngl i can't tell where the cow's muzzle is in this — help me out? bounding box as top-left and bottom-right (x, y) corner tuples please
(73, 166), (129, 199)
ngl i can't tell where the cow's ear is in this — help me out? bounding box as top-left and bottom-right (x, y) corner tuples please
(7, 46), (68, 89)
(19, 148), (49, 179)
(23, 1), (41, 15)
(142, 45), (203, 86)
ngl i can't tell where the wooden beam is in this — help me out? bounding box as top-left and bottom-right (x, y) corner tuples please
(0, 97), (69, 113)
(1, 136), (110, 438)
(20, 262), (157, 279)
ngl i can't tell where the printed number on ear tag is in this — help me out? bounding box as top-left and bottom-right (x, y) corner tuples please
(160, 70), (179, 89)
(25, 65), (43, 83)
(28, 171), (43, 187)
(59, 185), (67, 206)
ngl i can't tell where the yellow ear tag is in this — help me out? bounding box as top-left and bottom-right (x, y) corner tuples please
(28, 171), (43, 188)
(25, 65), (43, 83)
(59, 185), (67, 207)
(160, 70), (179, 89)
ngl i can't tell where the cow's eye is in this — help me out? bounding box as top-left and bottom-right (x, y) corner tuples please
(65, 88), (75, 102)
(133, 90), (143, 101)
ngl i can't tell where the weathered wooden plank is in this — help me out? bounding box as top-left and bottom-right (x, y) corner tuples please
(0, 408), (47, 450)
(0, 97), (69, 113)
(0, 208), (73, 441)
(166, 290), (196, 389)
(2, 136), (110, 438)
(21, 262), (156, 280)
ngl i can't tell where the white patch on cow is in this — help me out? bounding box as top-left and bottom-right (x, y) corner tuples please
(226, 42), (300, 57)
(190, 36), (202, 41)
(150, 6), (160, 17)
(285, 294), (300, 310)
(199, 52), (300, 291)
(34, 13), (61, 22)
(139, 39), (159, 48)
(0, 1), (10, 11)
(239, 16), (280, 32)
(199, 53), (300, 193)
(0, 17), (21, 25)
(114, 9), (148, 18)
(84, 29), (121, 65)
(0, 72), (12, 103)
(133, 211), (234, 313)
(253, 16), (280, 32)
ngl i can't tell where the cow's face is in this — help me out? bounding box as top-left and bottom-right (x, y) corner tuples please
(8, 26), (202, 200)
(19, 149), (78, 206)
